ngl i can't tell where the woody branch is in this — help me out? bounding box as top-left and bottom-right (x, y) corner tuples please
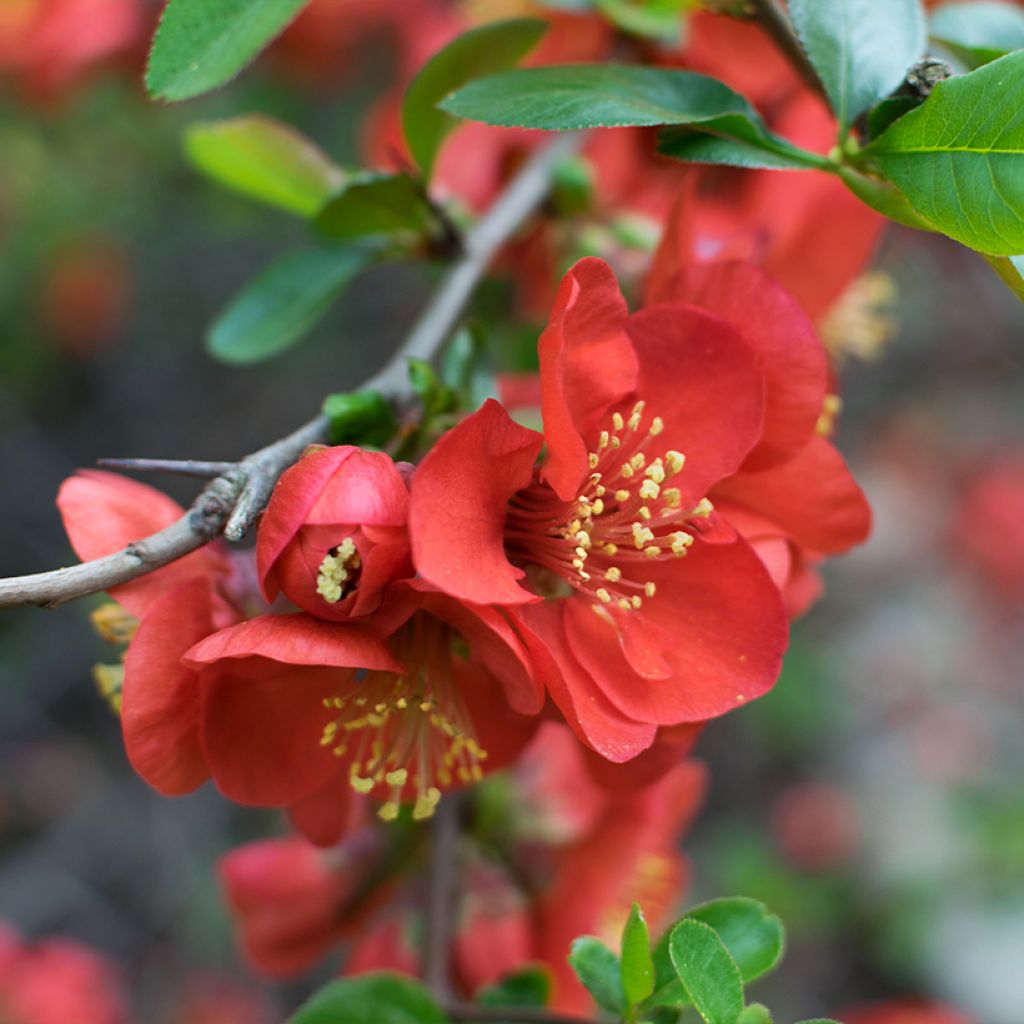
(0, 132), (581, 612)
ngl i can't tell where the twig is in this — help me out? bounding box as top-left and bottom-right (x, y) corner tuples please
(445, 1004), (599, 1024)
(0, 133), (581, 611)
(747, 0), (827, 100)
(423, 793), (463, 1001)
(96, 458), (237, 478)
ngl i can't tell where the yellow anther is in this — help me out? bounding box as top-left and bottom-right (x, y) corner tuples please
(413, 787), (442, 821)
(649, 416), (664, 436)
(610, 436), (621, 449)
(621, 463), (634, 479)
(375, 702), (387, 714)
(615, 489), (630, 502)
(605, 567), (622, 583)
(599, 431), (610, 449)
(618, 598), (633, 610)
(632, 523), (655, 548)
(612, 412), (625, 431)
(645, 581), (657, 598)
(628, 400), (645, 430)
(572, 558), (585, 571)
(378, 802), (400, 822)
(351, 775), (375, 795)
(385, 769), (408, 786)
(603, 543), (618, 555)
(630, 452), (646, 470)
(631, 595), (642, 609)
(591, 499), (605, 516)
(644, 546), (661, 558)
(568, 519), (582, 535)
(666, 451), (686, 474)
(645, 459), (666, 483)
(692, 497), (714, 517)
(639, 506), (652, 520)
(396, 697), (408, 709)
(596, 588), (612, 603)
(663, 488), (681, 508)
(639, 479), (660, 501)
(575, 547), (589, 560)
(316, 537), (361, 604)
(670, 531), (694, 555)
(588, 453), (600, 469)
(575, 530), (591, 549)
(595, 484), (606, 496)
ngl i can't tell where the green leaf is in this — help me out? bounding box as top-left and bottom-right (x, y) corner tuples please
(621, 904), (656, 1012)
(287, 973), (447, 1024)
(408, 358), (457, 420)
(788, 0), (925, 134)
(477, 966), (552, 1012)
(736, 1006), (773, 1024)
(147, 0), (310, 101)
(657, 130), (832, 170)
(594, 0), (689, 42)
(184, 116), (343, 218)
(984, 253), (1024, 302)
(837, 164), (939, 230)
(403, 18), (547, 179)
(686, 898), (785, 985)
(866, 95), (921, 140)
(568, 936), (625, 1015)
(861, 50), (1024, 254)
(668, 919), (744, 1024)
(322, 391), (397, 448)
(207, 247), (370, 364)
(930, 2), (1024, 68)
(442, 64), (833, 170)
(315, 173), (434, 241)
(647, 928), (689, 1010)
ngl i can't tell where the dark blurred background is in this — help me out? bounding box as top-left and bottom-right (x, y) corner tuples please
(1, 4), (1022, 1023)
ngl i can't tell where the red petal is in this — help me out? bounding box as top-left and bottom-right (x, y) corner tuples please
(121, 578), (227, 795)
(626, 304), (766, 504)
(409, 400), (543, 606)
(568, 537), (788, 723)
(669, 261), (827, 470)
(514, 602), (656, 762)
(287, 778), (363, 848)
(582, 724), (703, 791)
(713, 435), (871, 554)
(57, 470), (230, 617)
(184, 613), (403, 673)
(539, 258), (637, 501)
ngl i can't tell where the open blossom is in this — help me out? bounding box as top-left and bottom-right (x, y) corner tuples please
(58, 471), (253, 795)
(257, 445), (413, 620)
(410, 257), (869, 760)
(218, 723), (706, 1012)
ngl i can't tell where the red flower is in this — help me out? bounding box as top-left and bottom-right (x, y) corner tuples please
(58, 471), (249, 796)
(839, 1001), (975, 1024)
(411, 258), (867, 759)
(185, 582), (541, 843)
(0, 922), (129, 1024)
(257, 445), (413, 620)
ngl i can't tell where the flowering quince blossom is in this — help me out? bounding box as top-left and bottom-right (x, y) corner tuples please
(410, 257), (870, 761)
(218, 723), (707, 1013)
(0, 921), (129, 1024)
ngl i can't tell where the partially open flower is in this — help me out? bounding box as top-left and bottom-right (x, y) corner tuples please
(258, 446), (413, 621)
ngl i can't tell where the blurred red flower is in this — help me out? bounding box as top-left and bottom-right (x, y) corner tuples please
(839, 1001), (975, 1024)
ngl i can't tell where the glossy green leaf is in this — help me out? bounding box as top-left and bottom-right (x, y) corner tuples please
(862, 50), (1024, 254)
(984, 253), (1024, 302)
(184, 116), (343, 218)
(647, 927), (689, 1010)
(315, 173), (434, 241)
(568, 936), (625, 1014)
(147, 0), (309, 101)
(207, 247), (370, 364)
(668, 919), (744, 1024)
(837, 165), (939, 231)
(686, 898), (785, 984)
(621, 904), (656, 1011)
(657, 129), (833, 170)
(477, 966), (552, 1012)
(930, 2), (1024, 68)
(788, 0), (925, 133)
(866, 95), (921, 140)
(287, 974), (447, 1024)
(443, 64), (832, 169)
(736, 1006), (773, 1024)
(403, 18), (546, 179)
(322, 390), (397, 448)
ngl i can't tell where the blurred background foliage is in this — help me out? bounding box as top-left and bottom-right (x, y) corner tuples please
(0, 2), (1022, 1022)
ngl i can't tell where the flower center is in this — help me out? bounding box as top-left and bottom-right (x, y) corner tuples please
(506, 400), (713, 616)
(318, 614), (487, 821)
(316, 537), (362, 604)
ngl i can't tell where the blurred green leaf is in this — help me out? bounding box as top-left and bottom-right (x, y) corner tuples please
(594, 0), (691, 42)
(669, 919), (744, 1024)
(184, 115), (343, 218)
(930, 2), (1024, 68)
(788, 0), (925, 134)
(207, 247), (371, 364)
(403, 18), (547, 179)
(861, 51), (1024, 254)
(658, 130), (830, 170)
(408, 359), (457, 420)
(736, 1005), (773, 1024)
(477, 965), (552, 1014)
(287, 974), (447, 1024)
(686, 898), (785, 985)
(315, 173), (435, 241)
(621, 904), (656, 1013)
(322, 391), (397, 448)
(147, 0), (309, 101)
(568, 936), (625, 1014)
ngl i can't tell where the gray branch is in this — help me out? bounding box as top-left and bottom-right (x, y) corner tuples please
(0, 132), (581, 611)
